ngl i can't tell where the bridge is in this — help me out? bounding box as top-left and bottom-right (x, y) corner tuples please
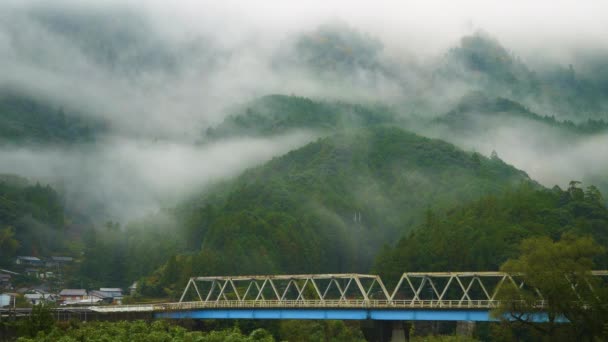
(83, 271), (607, 322)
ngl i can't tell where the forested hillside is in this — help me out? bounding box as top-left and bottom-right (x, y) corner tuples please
(437, 33), (608, 120)
(138, 126), (533, 297)
(0, 90), (104, 145)
(0, 175), (66, 266)
(435, 92), (608, 135)
(205, 95), (398, 139)
(374, 182), (608, 285)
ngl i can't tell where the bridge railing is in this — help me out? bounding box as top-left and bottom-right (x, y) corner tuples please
(155, 299), (538, 311)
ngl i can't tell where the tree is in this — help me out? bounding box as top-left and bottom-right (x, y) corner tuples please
(494, 234), (608, 341)
(17, 304), (55, 337)
(0, 226), (19, 264)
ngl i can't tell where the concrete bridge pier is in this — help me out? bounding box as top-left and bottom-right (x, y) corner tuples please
(389, 321), (407, 342)
(456, 321), (475, 337)
(362, 321), (409, 342)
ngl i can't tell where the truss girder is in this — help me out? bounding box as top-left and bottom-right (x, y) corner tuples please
(180, 274), (389, 303)
(178, 271), (608, 306)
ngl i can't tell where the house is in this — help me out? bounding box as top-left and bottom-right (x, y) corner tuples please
(59, 289), (87, 303)
(24, 290), (56, 305)
(89, 290), (114, 304)
(24, 268), (48, 279)
(0, 274), (11, 286)
(100, 288), (122, 297)
(0, 269), (19, 276)
(98, 288), (123, 304)
(15, 256), (43, 267)
(0, 293), (15, 308)
(46, 256), (74, 268)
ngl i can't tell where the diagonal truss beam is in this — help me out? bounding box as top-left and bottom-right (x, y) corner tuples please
(179, 272), (608, 306)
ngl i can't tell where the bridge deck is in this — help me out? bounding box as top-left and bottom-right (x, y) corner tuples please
(89, 299), (526, 313)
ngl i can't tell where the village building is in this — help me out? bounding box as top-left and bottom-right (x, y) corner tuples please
(59, 289), (87, 303)
(15, 256), (43, 267)
(24, 290), (56, 305)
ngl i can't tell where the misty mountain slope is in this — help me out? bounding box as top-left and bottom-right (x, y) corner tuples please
(140, 127), (534, 296)
(13, 4), (222, 78)
(435, 92), (608, 136)
(425, 92), (608, 204)
(0, 89), (104, 145)
(280, 22), (386, 76)
(205, 94), (398, 139)
(435, 33), (608, 120)
(438, 33), (539, 100)
(375, 182), (608, 285)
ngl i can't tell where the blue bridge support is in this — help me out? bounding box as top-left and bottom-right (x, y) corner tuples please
(155, 308), (493, 321)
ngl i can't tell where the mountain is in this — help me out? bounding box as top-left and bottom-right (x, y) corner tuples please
(139, 126), (533, 297)
(374, 182), (608, 285)
(0, 89), (105, 145)
(276, 22), (387, 78)
(438, 33), (540, 100)
(435, 33), (608, 120)
(435, 92), (608, 135)
(204, 94), (398, 139)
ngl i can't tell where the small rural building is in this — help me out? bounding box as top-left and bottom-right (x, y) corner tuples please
(24, 289), (57, 305)
(99, 288), (123, 304)
(59, 289), (87, 302)
(0, 293), (15, 307)
(0, 274), (11, 286)
(89, 291), (114, 304)
(46, 256), (74, 267)
(15, 256), (43, 267)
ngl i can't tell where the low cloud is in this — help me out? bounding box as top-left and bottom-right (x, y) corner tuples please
(0, 132), (316, 221)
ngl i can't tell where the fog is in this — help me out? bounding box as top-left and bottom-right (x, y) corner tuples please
(432, 118), (608, 191)
(0, 133), (315, 220)
(1, 0), (607, 221)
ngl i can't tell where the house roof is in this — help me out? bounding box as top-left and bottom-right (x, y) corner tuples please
(100, 288), (122, 292)
(24, 294), (44, 299)
(59, 289), (87, 296)
(17, 256), (41, 261)
(51, 256), (74, 262)
(89, 290), (113, 299)
(0, 269), (19, 275)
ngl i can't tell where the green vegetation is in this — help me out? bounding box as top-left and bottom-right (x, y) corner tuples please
(206, 94), (397, 139)
(140, 126), (531, 297)
(14, 320), (274, 342)
(436, 92), (608, 135)
(375, 182), (608, 285)
(0, 175), (65, 266)
(410, 336), (479, 342)
(74, 217), (187, 289)
(439, 32), (608, 119)
(278, 320), (366, 342)
(7, 316), (365, 342)
(492, 235), (608, 341)
(0, 90), (103, 145)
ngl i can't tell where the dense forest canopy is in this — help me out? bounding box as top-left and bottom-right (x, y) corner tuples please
(205, 95), (398, 140)
(374, 182), (608, 285)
